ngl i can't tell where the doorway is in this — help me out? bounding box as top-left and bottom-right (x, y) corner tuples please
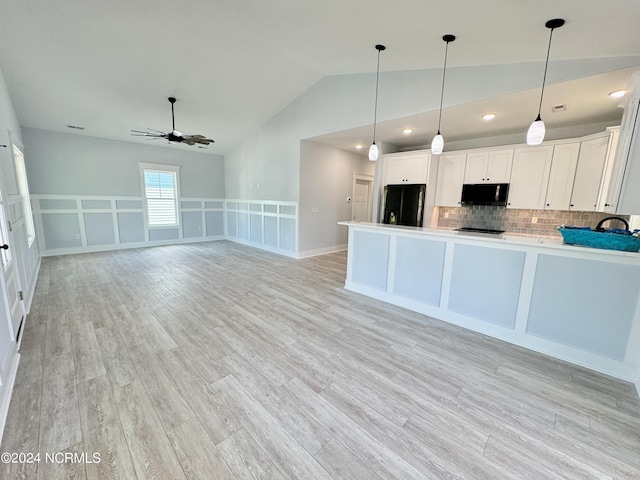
(352, 173), (374, 222)
(0, 157), (25, 341)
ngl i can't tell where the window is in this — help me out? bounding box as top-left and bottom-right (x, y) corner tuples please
(140, 163), (180, 227)
(13, 145), (36, 246)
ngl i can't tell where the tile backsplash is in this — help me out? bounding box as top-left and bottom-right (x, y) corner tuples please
(437, 205), (630, 236)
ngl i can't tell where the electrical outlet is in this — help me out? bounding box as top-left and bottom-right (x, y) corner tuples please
(311, 207), (319, 213)
(444, 212), (449, 219)
(531, 217), (538, 224)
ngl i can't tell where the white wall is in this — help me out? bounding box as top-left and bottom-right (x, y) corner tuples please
(23, 128), (225, 197)
(21, 128), (227, 256)
(298, 141), (374, 255)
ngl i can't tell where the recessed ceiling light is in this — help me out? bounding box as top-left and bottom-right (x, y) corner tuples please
(609, 90), (626, 99)
(402, 128), (414, 135)
(481, 113), (497, 121)
(355, 144), (363, 149)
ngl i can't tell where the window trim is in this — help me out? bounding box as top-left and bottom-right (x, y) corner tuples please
(139, 162), (181, 229)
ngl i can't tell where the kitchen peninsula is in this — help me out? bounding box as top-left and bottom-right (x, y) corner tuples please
(338, 221), (640, 389)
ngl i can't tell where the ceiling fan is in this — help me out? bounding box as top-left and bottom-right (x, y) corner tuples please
(131, 97), (214, 146)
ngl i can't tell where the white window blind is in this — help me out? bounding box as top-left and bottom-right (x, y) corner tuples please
(143, 170), (178, 226)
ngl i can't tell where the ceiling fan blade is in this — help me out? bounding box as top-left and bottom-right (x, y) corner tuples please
(133, 98), (215, 147)
(183, 134), (214, 145)
(146, 128), (168, 135)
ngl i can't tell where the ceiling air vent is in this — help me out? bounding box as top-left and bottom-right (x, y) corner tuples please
(551, 104), (567, 113)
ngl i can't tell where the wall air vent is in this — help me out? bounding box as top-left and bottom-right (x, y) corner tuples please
(67, 125), (85, 130)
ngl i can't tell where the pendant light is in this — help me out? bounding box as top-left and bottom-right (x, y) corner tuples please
(527, 18), (565, 146)
(431, 34), (455, 155)
(369, 44), (386, 161)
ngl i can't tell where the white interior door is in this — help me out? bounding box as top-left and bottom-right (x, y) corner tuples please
(352, 177), (373, 222)
(0, 180), (24, 340)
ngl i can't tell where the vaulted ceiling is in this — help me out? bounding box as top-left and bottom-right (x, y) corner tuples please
(1, 0), (639, 155)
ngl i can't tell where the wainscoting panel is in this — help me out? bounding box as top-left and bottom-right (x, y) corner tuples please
(225, 200), (298, 257)
(32, 195), (299, 257)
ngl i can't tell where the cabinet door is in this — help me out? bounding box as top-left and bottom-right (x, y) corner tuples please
(570, 136), (608, 211)
(508, 146), (553, 209)
(435, 153), (466, 207)
(610, 87), (640, 214)
(598, 128), (620, 212)
(544, 143), (579, 211)
(404, 153), (429, 184)
(464, 152), (488, 183)
(384, 156), (407, 184)
(486, 149), (514, 183)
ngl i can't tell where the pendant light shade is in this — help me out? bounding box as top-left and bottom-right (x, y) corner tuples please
(369, 44), (386, 161)
(431, 134), (444, 155)
(431, 34), (455, 155)
(527, 18), (565, 146)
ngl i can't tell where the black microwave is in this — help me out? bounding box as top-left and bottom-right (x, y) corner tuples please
(461, 183), (509, 206)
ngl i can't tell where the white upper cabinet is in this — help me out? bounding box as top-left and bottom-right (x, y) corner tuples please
(382, 151), (429, 185)
(569, 136), (609, 211)
(464, 151), (488, 183)
(600, 73), (640, 214)
(434, 153), (467, 207)
(507, 146), (554, 209)
(464, 149), (513, 184)
(412, 123), (634, 213)
(486, 149), (514, 183)
(598, 127), (621, 212)
(544, 143), (580, 211)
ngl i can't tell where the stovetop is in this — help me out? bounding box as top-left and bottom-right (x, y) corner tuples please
(455, 227), (505, 235)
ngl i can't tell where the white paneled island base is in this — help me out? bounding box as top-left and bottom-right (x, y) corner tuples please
(339, 222), (640, 391)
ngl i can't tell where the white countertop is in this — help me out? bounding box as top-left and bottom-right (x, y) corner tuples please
(338, 221), (640, 259)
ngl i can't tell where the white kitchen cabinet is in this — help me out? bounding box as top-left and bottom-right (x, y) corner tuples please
(569, 136), (608, 211)
(507, 146), (553, 209)
(597, 127), (621, 212)
(544, 142), (580, 210)
(435, 153), (466, 207)
(382, 151), (429, 185)
(599, 73), (640, 214)
(464, 149), (513, 183)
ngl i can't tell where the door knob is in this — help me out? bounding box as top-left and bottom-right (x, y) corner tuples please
(1, 244), (8, 250)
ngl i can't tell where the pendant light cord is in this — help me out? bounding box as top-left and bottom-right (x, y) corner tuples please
(537, 27), (556, 118)
(372, 48), (382, 143)
(436, 38), (452, 134)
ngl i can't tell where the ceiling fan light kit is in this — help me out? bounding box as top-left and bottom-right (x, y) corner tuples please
(369, 44), (386, 161)
(131, 97), (215, 147)
(527, 18), (565, 146)
(431, 34), (456, 155)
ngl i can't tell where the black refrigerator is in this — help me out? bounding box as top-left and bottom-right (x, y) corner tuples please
(382, 184), (426, 227)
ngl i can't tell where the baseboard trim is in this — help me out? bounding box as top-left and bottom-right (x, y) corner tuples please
(0, 349), (20, 447)
(41, 236), (226, 257)
(297, 244), (347, 259)
(226, 237), (298, 258)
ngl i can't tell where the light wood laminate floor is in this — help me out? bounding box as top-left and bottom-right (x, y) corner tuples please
(2, 241), (639, 479)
